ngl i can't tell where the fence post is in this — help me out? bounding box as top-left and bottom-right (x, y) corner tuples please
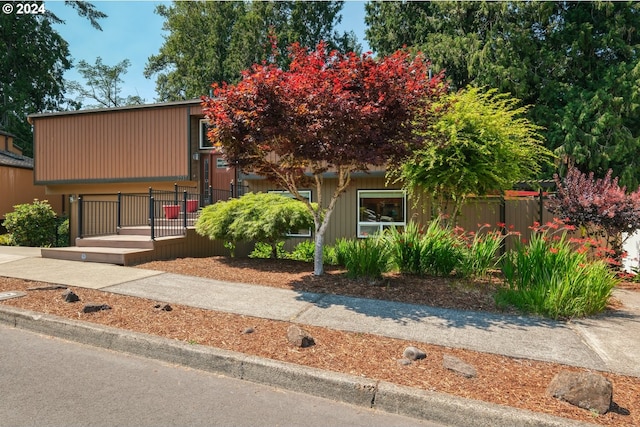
(174, 183), (178, 205)
(183, 190), (188, 231)
(150, 195), (155, 241)
(539, 187), (544, 225)
(208, 185), (213, 205)
(116, 192), (122, 232)
(77, 196), (83, 239)
(499, 194), (506, 255)
(230, 182), (234, 198)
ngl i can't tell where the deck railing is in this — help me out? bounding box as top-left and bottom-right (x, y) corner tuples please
(77, 183), (249, 239)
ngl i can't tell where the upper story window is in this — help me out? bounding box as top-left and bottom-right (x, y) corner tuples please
(199, 119), (214, 150)
(357, 189), (406, 237)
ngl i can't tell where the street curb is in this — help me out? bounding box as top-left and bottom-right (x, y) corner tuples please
(0, 305), (595, 427)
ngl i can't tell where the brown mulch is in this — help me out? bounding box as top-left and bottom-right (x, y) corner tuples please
(1, 256), (639, 426)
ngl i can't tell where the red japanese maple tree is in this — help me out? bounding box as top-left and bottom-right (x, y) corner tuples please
(202, 41), (446, 275)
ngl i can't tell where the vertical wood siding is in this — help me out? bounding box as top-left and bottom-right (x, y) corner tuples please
(34, 106), (190, 183)
(0, 166), (64, 220)
(246, 176), (555, 250)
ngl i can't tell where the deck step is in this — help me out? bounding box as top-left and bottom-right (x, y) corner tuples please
(118, 224), (196, 236)
(76, 235), (155, 250)
(41, 247), (155, 266)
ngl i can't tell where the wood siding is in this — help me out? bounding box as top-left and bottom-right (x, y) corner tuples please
(0, 166), (64, 221)
(246, 176), (555, 251)
(33, 105), (193, 184)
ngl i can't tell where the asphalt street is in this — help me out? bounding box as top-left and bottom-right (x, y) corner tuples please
(0, 324), (445, 427)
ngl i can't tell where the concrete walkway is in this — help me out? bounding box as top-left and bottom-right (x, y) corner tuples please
(1, 245), (637, 426)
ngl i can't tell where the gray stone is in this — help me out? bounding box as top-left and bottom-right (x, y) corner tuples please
(286, 324), (315, 348)
(396, 358), (412, 366)
(443, 354), (477, 378)
(546, 370), (612, 414)
(154, 303), (172, 311)
(243, 327), (255, 334)
(82, 303), (112, 313)
(403, 346), (426, 361)
(62, 290), (80, 303)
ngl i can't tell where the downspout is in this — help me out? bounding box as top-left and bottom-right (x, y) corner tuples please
(29, 117), (36, 185)
(187, 106), (192, 182)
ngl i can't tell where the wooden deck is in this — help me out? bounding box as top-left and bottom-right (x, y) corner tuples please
(41, 225), (232, 266)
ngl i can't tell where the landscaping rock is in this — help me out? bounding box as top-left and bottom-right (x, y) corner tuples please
(403, 346), (427, 361)
(546, 370), (612, 414)
(82, 303), (111, 313)
(286, 325), (315, 348)
(443, 354), (477, 378)
(153, 303), (172, 311)
(62, 290), (80, 303)
(397, 358), (412, 366)
(242, 327), (255, 334)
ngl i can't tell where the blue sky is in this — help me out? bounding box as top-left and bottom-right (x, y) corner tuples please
(45, 1), (370, 104)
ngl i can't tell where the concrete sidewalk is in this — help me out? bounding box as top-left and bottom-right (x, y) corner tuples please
(0, 246), (637, 426)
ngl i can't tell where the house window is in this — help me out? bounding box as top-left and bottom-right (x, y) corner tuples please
(269, 190), (312, 237)
(199, 119), (214, 150)
(357, 189), (406, 237)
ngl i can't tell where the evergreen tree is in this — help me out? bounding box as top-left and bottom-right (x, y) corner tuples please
(145, 0), (359, 101)
(365, 1), (640, 187)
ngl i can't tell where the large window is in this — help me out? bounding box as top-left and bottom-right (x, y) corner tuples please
(199, 119), (214, 150)
(268, 190), (312, 237)
(357, 189), (406, 237)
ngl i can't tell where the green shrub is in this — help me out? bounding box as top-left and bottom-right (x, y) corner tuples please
(332, 238), (351, 267)
(457, 225), (505, 278)
(0, 234), (12, 246)
(288, 240), (316, 262)
(420, 221), (464, 276)
(385, 219), (465, 277)
(249, 241), (286, 259)
(196, 192), (314, 258)
(497, 226), (617, 319)
(2, 200), (57, 247)
(341, 235), (391, 279)
(286, 240), (345, 266)
(386, 222), (425, 275)
(56, 217), (70, 247)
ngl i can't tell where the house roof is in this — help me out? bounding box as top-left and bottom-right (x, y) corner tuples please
(0, 150), (33, 169)
(27, 99), (203, 120)
(0, 130), (17, 138)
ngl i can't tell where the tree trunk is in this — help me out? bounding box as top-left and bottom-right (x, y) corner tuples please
(313, 207), (335, 276)
(313, 231), (324, 276)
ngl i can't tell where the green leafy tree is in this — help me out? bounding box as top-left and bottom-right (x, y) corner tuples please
(203, 42), (446, 275)
(393, 87), (554, 224)
(67, 57), (144, 109)
(195, 193), (314, 259)
(144, 1), (246, 101)
(145, 0), (359, 101)
(0, 1), (106, 156)
(365, 1), (640, 188)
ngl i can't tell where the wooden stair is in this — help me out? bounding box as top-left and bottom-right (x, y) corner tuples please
(41, 215), (199, 266)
